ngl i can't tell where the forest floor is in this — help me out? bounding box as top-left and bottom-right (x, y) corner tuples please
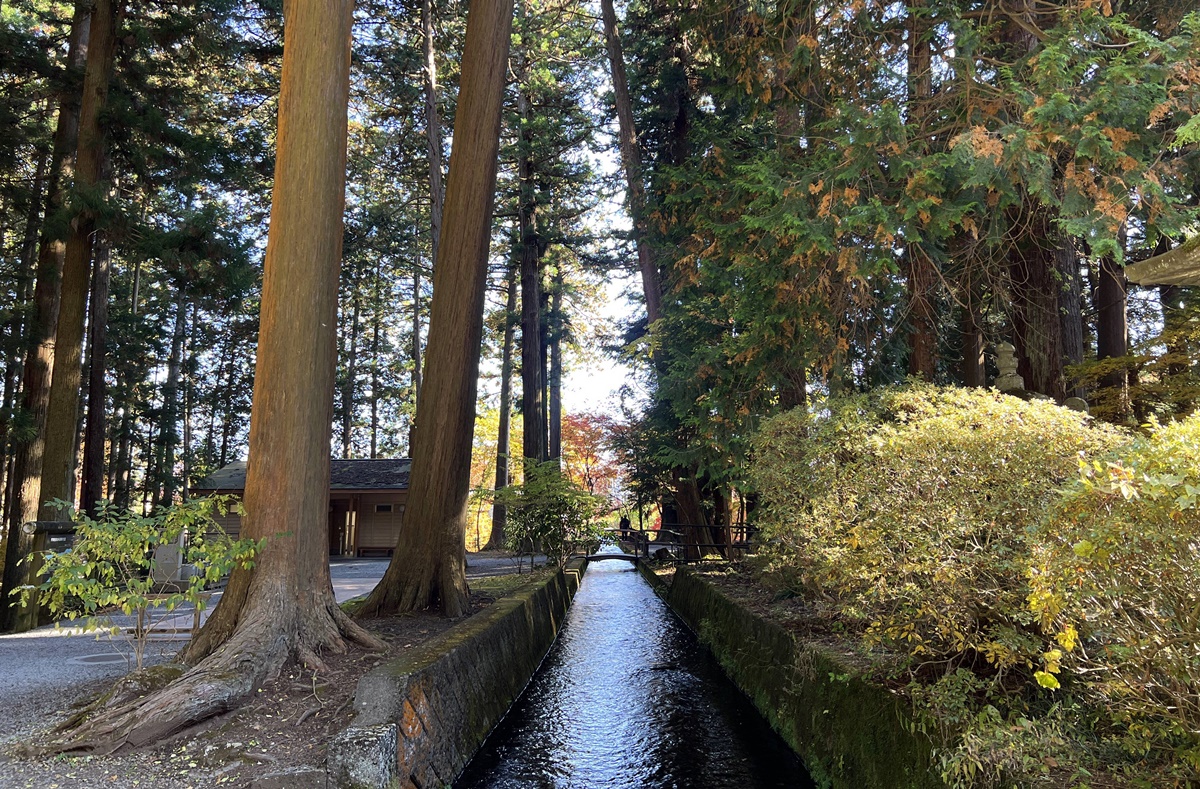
(0, 555), (549, 789)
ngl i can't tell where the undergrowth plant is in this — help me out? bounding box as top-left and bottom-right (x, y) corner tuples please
(18, 495), (262, 670)
(751, 383), (1138, 785)
(496, 460), (605, 567)
(1030, 415), (1200, 778)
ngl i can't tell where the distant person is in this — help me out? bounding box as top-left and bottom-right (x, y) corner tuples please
(618, 515), (631, 541)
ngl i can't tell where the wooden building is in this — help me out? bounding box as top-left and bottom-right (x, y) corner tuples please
(191, 458), (411, 557)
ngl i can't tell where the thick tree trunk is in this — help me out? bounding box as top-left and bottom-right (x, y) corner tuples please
(80, 228), (112, 516)
(43, 0), (382, 753)
(1097, 242), (1130, 413)
(1007, 210), (1067, 401)
(517, 75), (546, 464)
(1056, 237), (1085, 397)
(600, 0), (661, 325)
(961, 287), (986, 387)
(1, 3), (91, 633)
(355, 0), (513, 618)
(39, 0), (122, 522)
(486, 264), (517, 550)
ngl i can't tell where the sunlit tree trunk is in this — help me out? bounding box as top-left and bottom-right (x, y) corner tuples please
(355, 0), (514, 617)
(46, 0), (382, 752)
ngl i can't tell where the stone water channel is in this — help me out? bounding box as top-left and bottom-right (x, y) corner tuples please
(456, 559), (815, 789)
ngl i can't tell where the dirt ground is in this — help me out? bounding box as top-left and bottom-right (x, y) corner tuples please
(0, 575), (542, 789)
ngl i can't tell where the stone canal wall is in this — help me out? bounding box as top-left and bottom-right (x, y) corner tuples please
(328, 559), (587, 789)
(663, 567), (944, 789)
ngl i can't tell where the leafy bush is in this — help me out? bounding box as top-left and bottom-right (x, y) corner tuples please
(19, 496), (262, 669)
(1030, 415), (1200, 774)
(752, 383), (1126, 676)
(750, 383), (1136, 785)
(496, 461), (605, 566)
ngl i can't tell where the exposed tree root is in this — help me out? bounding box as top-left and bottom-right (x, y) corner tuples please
(36, 597), (382, 755)
(355, 552), (470, 619)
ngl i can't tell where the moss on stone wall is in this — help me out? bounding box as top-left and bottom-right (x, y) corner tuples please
(666, 568), (944, 789)
(328, 560), (587, 789)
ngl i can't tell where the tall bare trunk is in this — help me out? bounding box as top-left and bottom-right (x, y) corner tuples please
(80, 226), (111, 516)
(1097, 228), (1130, 414)
(356, 0), (514, 618)
(40, 0), (122, 523)
(600, 0), (661, 325)
(486, 263), (517, 550)
(517, 67), (546, 464)
(45, 0), (383, 754)
(340, 288), (360, 457)
(548, 265), (563, 462)
(409, 269), (421, 453)
(155, 289), (187, 508)
(1, 3), (91, 633)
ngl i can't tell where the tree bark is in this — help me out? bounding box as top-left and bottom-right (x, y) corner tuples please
(39, 0), (122, 522)
(600, 0), (661, 325)
(355, 0), (514, 618)
(409, 269), (421, 453)
(548, 264), (563, 462)
(154, 289), (187, 508)
(1056, 236), (1085, 397)
(486, 263), (517, 550)
(80, 226), (112, 516)
(340, 276), (361, 458)
(960, 277), (986, 387)
(1097, 231), (1130, 413)
(1, 2), (91, 633)
(44, 0), (382, 753)
(517, 63), (546, 464)
(1007, 209), (1067, 401)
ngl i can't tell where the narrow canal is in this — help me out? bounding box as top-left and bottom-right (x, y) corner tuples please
(456, 560), (815, 788)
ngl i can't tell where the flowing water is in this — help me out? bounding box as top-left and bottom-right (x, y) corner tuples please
(456, 561), (815, 789)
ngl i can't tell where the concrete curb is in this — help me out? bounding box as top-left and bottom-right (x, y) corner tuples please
(328, 559), (587, 789)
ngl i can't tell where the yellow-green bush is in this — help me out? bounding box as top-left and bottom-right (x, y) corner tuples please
(752, 383), (1126, 677)
(1030, 415), (1200, 775)
(752, 383), (1200, 784)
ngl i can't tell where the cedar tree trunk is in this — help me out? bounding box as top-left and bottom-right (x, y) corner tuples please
(42, 0), (382, 753)
(486, 263), (518, 550)
(354, 0), (514, 618)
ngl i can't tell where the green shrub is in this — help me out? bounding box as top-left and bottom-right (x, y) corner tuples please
(19, 496), (262, 669)
(495, 460), (605, 566)
(1030, 415), (1200, 775)
(752, 383), (1126, 677)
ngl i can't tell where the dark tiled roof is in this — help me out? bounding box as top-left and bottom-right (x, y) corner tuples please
(192, 458), (411, 492)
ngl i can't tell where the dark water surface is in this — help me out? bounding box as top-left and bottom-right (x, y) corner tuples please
(456, 561), (815, 789)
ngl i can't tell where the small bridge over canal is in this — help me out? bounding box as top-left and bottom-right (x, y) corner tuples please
(584, 552), (641, 563)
